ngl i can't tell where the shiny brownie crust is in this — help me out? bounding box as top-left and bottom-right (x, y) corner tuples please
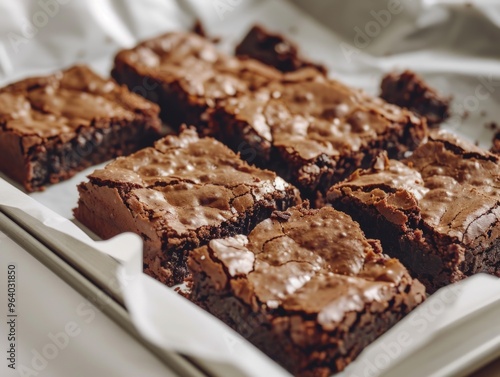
(188, 206), (425, 377)
(112, 32), (427, 198)
(0, 65), (161, 191)
(74, 128), (300, 286)
(328, 131), (500, 292)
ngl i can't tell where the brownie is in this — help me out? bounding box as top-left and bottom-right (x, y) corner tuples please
(328, 131), (500, 292)
(111, 32), (280, 131)
(74, 128), (300, 286)
(213, 70), (428, 198)
(0, 65), (161, 192)
(188, 205), (425, 377)
(235, 25), (327, 74)
(380, 70), (450, 127)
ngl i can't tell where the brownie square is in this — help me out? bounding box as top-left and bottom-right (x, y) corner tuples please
(188, 205), (425, 377)
(74, 128), (300, 286)
(0, 65), (161, 192)
(213, 71), (428, 198)
(328, 131), (500, 292)
(380, 70), (450, 128)
(235, 24), (327, 74)
(111, 32), (280, 131)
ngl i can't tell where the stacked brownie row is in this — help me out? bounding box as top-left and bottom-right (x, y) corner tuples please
(73, 126), (426, 377)
(111, 32), (427, 198)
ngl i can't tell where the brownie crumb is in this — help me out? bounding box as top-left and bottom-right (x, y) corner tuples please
(193, 20), (206, 37)
(174, 279), (193, 299)
(271, 210), (292, 221)
(380, 70), (451, 127)
(192, 19), (220, 43)
(329, 131), (500, 292)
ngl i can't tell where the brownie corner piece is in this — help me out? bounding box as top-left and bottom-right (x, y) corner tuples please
(328, 132), (500, 292)
(380, 70), (451, 127)
(0, 65), (161, 192)
(188, 205), (425, 376)
(74, 127), (301, 286)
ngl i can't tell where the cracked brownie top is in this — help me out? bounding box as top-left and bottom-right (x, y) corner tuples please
(0, 65), (160, 149)
(220, 72), (421, 162)
(190, 205), (424, 328)
(328, 131), (500, 248)
(112, 32), (281, 105)
(85, 127), (299, 235)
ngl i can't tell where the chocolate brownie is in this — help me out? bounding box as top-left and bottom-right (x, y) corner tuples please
(0, 65), (161, 192)
(188, 205), (425, 377)
(380, 70), (450, 127)
(235, 25), (327, 74)
(111, 32), (280, 131)
(328, 131), (500, 292)
(74, 128), (300, 286)
(213, 70), (428, 198)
